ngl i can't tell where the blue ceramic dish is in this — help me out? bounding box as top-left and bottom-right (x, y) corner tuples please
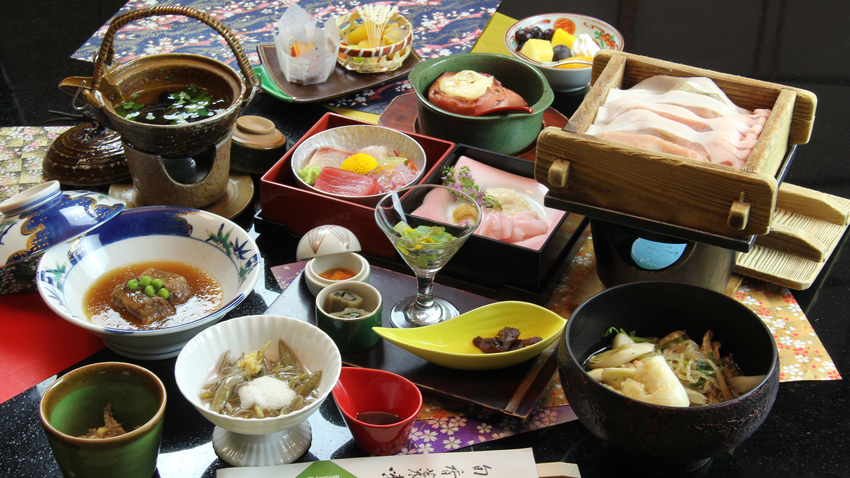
(36, 206), (260, 360)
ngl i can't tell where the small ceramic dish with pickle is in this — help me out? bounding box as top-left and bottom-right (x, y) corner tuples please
(372, 301), (566, 370)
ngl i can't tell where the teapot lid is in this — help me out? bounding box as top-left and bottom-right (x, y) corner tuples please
(0, 181), (126, 268)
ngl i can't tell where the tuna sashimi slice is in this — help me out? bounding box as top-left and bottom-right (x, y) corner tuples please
(313, 167), (381, 196)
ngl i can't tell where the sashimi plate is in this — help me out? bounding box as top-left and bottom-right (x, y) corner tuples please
(372, 301), (567, 370)
(290, 125), (427, 205)
(414, 156), (566, 250)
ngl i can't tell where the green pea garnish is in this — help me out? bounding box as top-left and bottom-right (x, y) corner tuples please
(151, 278), (164, 290)
(157, 288), (170, 300)
(139, 275), (152, 287)
(144, 285), (156, 297)
(127, 279), (139, 290)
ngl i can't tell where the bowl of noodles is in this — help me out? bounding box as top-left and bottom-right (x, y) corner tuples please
(559, 281), (779, 474)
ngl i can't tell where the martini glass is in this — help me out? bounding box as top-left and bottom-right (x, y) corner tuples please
(375, 184), (482, 328)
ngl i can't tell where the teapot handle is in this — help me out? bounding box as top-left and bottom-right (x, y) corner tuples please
(91, 5), (258, 106)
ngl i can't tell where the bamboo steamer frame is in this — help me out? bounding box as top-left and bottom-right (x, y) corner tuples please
(535, 50), (817, 240)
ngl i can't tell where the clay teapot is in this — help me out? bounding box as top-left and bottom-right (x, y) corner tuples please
(59, 6), (258, 159)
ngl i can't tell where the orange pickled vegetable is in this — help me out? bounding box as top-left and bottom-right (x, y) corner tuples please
(319, 268), (357, 280)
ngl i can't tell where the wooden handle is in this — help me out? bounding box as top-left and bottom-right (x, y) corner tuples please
(548, 159), (570, 188)
(755, 222), (825, 262)
(90, 6), (257, 103)
(728, 192), (751, 230)
(777, 182), (850, 226)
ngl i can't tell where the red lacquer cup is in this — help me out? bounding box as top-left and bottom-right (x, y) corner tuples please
(332, 367), (423, 455)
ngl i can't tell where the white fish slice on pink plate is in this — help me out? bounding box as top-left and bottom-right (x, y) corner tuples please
(412, 155), (565, 251)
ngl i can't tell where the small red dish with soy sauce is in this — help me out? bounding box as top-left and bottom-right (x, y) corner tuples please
(332, 367), (423, 455)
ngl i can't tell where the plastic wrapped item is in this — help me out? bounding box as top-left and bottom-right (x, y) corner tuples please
(273, 4), (340, 85)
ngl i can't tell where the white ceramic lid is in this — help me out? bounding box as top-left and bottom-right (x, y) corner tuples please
(0, 181), (126, 267)
(296, 225), (362, 260)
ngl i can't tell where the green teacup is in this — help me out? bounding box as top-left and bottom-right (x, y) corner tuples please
(316, 281), (383, 353)
(39, 362), (167, 478)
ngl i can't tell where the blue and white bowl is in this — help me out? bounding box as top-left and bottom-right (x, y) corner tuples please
(36, 206), (261, 360)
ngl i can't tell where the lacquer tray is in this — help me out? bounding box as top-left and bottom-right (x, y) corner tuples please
(263, 265), (561, 419)
(256, 45), (422, 103)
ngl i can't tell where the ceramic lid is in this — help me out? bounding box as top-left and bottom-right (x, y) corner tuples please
(296, 225), (362, 260)
(42, 122), (130, 186)
(0, 181), (126, 267)
(231, 115), (286, 149)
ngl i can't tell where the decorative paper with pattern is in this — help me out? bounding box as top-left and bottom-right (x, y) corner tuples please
(0, 127), (68, 202)
(71, 0), (501, 114)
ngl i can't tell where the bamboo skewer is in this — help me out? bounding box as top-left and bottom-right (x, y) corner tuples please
(356, 4), (397, 48)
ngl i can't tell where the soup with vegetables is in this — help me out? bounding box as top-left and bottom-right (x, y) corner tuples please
(83, 260), (223, 330)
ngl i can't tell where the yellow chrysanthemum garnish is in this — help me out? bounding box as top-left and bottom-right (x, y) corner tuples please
(340, 153), (378, 175)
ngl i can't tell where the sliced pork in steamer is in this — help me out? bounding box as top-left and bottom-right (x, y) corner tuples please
(588, 75), (771, 169)
(588, 108), (758, 168)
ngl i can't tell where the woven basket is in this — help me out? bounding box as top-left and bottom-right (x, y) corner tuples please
(336, 13), (413, 73)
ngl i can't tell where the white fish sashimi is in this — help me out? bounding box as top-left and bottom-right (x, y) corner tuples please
(476, 209), (548, 243)
(513, 211), (549, 237)
(307, 146), (353, 170)
(356, 145), (392, 159)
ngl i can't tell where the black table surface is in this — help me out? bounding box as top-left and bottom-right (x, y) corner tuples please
(2, 1), (849, 477)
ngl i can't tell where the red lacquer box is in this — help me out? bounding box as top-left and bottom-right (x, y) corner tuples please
(259, 113), (455, 260)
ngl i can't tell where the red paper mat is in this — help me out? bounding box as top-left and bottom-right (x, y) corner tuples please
(0, 293), (104, 403)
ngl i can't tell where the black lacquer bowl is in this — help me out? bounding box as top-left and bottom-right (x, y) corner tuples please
(559, 282), (779, 475)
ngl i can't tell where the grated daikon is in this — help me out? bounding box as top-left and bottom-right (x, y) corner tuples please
(237, 376), (297, 410)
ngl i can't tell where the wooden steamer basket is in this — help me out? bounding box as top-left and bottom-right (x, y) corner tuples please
(535, 51), (817, 244)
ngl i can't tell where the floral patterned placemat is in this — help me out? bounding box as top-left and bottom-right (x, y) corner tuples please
(0, 126), (68, 202)
(545, 238), (842, 382)
(71, 0), (501, 115)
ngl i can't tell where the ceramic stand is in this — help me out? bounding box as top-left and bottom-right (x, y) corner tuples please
(124, 133), (232, 209)
(212, 421), (312, 467)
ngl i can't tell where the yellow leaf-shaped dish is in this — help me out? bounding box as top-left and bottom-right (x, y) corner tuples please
(372, 301), (566, 370)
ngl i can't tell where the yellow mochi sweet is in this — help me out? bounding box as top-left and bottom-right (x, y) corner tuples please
(551, 29), (578, 49)
(519, 38), (554, 62)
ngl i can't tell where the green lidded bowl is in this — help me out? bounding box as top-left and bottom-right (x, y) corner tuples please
(408, 53), (554, 155)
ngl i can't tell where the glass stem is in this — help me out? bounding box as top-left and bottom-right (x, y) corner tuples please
(414, 274), (435, 310)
